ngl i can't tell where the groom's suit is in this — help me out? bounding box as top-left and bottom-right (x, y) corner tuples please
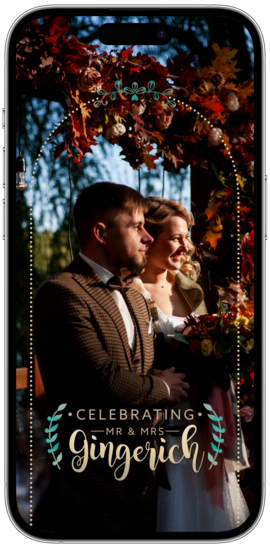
(33, 253), (169, 535)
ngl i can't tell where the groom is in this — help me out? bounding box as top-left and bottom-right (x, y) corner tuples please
(33, 182), (189, 538)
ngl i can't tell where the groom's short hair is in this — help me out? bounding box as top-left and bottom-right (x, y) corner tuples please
(73, 182), (148, 246)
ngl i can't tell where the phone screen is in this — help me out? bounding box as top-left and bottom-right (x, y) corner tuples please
(5, 6), (264, 542)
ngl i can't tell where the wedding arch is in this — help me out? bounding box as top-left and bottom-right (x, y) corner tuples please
(16, 15), (254, 306)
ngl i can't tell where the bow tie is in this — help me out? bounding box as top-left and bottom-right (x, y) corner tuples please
(106, 274), (134, 294)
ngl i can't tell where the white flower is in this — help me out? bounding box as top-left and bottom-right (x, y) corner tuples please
(227, 92), (240, 112)
(247, 161), (254, 177)
(207, 127), (223, 146)
(104, 123), (126, 140)
(132, 99), (146, 116)
(201, 339), (214, 357)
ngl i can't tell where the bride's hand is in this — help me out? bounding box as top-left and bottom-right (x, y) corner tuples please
(153, 367), (190, 403)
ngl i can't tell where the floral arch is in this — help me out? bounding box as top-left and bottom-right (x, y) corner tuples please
(16, 15), (254, 311)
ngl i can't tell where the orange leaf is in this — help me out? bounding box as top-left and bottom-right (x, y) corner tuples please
(204, 200), (222, 220)
(201, 43), (241, 81)
(204, 228), (223, 249)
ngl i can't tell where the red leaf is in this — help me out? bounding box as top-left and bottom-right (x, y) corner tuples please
(53, 141), (67, 160)
(199, 95), (225, 114)
(130, 67), (141, 75)
(72, 156), (83, 165)
(121, 45), (135, 58)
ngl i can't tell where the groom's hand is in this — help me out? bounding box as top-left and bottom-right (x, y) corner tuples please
(153, 367), (190, 403)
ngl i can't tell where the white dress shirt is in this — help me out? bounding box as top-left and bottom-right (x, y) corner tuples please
(79, 252), (170, 398)
(79, 252), (135, 351)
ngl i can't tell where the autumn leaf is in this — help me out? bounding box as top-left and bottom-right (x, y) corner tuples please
(200, 43), (240, 80)
(193, 119), (209, 135)
(204, 200), (222, 220)
(121, 45), (135, 58)
(204, 228), (223, 250)
(213, 188), (232, 200)
(216, 282), (248, 307)
(198, 94), (225, 114)
(152, 131), (165, 145)
(226, 79), (254, 102)
(53, 141), (67, 160)
(237, 175), (245, 190)
(209, 215), (223, 232)
(133, 115), (153, 144)
(142, 145), (158, 171)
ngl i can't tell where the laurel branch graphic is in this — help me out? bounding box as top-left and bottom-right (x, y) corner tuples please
(94, 80), (176, 108)
(203, 403), (226, 470)
(44, 403), (67, 470)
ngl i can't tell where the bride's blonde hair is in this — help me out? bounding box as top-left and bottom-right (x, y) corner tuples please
(144, 197), (200, 282)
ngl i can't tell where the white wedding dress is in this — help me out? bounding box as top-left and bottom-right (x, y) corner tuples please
(155, 307), (250, 533)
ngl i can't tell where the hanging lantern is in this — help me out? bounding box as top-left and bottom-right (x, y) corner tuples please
(16, 93), (28, 191)
(16, 153), (28, 190)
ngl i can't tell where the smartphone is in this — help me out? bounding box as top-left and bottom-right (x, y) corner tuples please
(3, 4), (265, 542)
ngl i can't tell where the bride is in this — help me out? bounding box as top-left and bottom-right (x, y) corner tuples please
(132, 196), (250, 533)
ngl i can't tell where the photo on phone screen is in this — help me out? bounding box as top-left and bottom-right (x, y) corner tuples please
(4, 5), (265, 542)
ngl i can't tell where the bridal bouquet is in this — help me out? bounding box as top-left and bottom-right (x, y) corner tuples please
(168, 312), (254, 381)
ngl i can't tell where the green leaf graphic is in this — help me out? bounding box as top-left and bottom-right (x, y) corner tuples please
(212, 423), (222, 432)
(58, 403), (67, 412)
(212, 433), (220, 443)
(51, 414), (62, 421)
(45, 404), (66, 470)
(48, 423), (58, 433)
(208, 452), (214, 464)
(163, 88), (173, 96)
(211, 442), (218, 452)
(203, 403), (213, 412)
(147, 81), (155, 91)
(208, 414), (219, 421)
(115, 80), (122, 92)
(50, 433), (58, 443)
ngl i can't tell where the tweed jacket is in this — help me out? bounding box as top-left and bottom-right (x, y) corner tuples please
(33, 254), (169, 533)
